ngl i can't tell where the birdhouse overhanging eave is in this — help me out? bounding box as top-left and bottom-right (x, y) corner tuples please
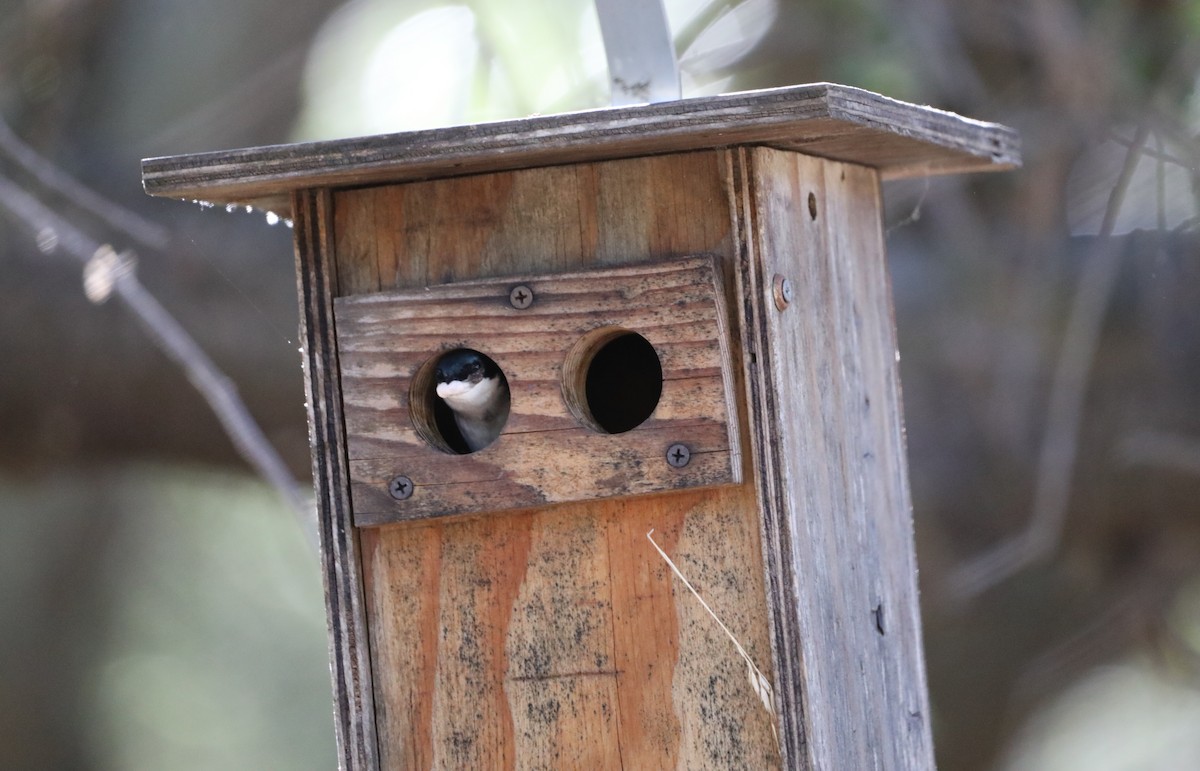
(141, 82), (1020, 218)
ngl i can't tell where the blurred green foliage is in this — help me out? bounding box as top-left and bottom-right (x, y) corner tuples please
(1, 468), (334, 770)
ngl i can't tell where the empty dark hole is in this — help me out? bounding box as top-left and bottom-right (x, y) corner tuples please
(584, 332), (662, 434)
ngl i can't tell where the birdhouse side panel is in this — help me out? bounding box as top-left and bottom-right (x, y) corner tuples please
(736, 147), (935, 768)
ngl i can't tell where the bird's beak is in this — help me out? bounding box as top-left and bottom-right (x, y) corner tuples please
(436, 381), (473, 399)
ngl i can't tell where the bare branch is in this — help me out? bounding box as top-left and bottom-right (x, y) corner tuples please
(1105, 128), (1193, 171)
(1118, 430), (1200, 477)
(140, 46), (307, 154)
(0, 116), (170, 251)
(886, 0), (987, 104)
(0, 171), (312, 533)
(948, 125), (1150, 600)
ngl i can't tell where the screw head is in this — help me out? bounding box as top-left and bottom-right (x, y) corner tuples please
(388, 475), (414, 500)
(772, 274), (793, 311)
(509, 285), (534, 309)
(666, 443), (691, 468)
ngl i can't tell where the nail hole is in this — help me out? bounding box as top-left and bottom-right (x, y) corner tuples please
(411, 348), (510, 454)
(563, 328), (662, 434)
(807, 192), (818, 220)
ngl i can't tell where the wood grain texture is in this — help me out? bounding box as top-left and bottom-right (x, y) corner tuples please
(142, 83), (1019, 215)
(342, 152), (780, 769)
(732, 147), (935, 769)
(334, 256), (742, 525)
(291, 188), (379, 770)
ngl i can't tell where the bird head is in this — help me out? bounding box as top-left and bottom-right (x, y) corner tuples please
(434, 349), (507, 418)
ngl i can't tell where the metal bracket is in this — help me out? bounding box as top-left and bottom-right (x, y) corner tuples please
(594, 0), (681, 105)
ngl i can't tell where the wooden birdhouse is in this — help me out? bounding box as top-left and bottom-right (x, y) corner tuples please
(143, 83), (1018, 769)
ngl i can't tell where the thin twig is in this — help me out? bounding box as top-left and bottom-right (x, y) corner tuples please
(1118, 430), (1200, 477)
(1010, 592), (1138, 703)
(647, 529), (765, 681)
(1156, 132), (1167, 235)
(947, 125), (1151, 600)
(1107, 128), (1193, 170)
(646, 528), (778, 747)
(0, 171), (312, 532)
(140, 46), (306, 154)
(889, 0), (987, 104)
(0, 116), (170, 251)
(1171, 215), (1200, 235)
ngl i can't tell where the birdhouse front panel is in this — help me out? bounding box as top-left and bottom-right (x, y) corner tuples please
(326, 151), (781, 769)
(334, 255), (742, 525)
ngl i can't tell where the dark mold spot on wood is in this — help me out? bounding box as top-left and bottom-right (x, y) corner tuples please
(526, 696), (562, 725)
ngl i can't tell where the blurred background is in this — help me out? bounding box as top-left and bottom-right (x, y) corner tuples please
(2, 0), (1199, 768)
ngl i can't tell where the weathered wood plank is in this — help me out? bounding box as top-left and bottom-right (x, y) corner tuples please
(291, 188), (379, 770)
(348, 421), (737, 527)
(341, 152), (780, 769)
(142, 83), (1019, 214)
(334, 256), (742, 525)
(733, 147), (935, 769)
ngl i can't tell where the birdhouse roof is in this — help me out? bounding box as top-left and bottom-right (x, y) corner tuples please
(142, 82), (1019, 216)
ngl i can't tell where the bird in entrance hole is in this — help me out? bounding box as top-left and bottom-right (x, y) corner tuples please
(434, 349), (510, 453)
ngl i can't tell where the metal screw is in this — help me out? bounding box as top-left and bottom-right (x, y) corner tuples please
(666, 443), (691, 468)
(772, 274), (793, 311)
(388, 475), (414, 500)
(509, 285), (534, 309)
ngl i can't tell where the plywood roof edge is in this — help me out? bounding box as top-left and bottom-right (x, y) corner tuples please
(141, 83), (1020, 211)
(824, 84), (1021, 170)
